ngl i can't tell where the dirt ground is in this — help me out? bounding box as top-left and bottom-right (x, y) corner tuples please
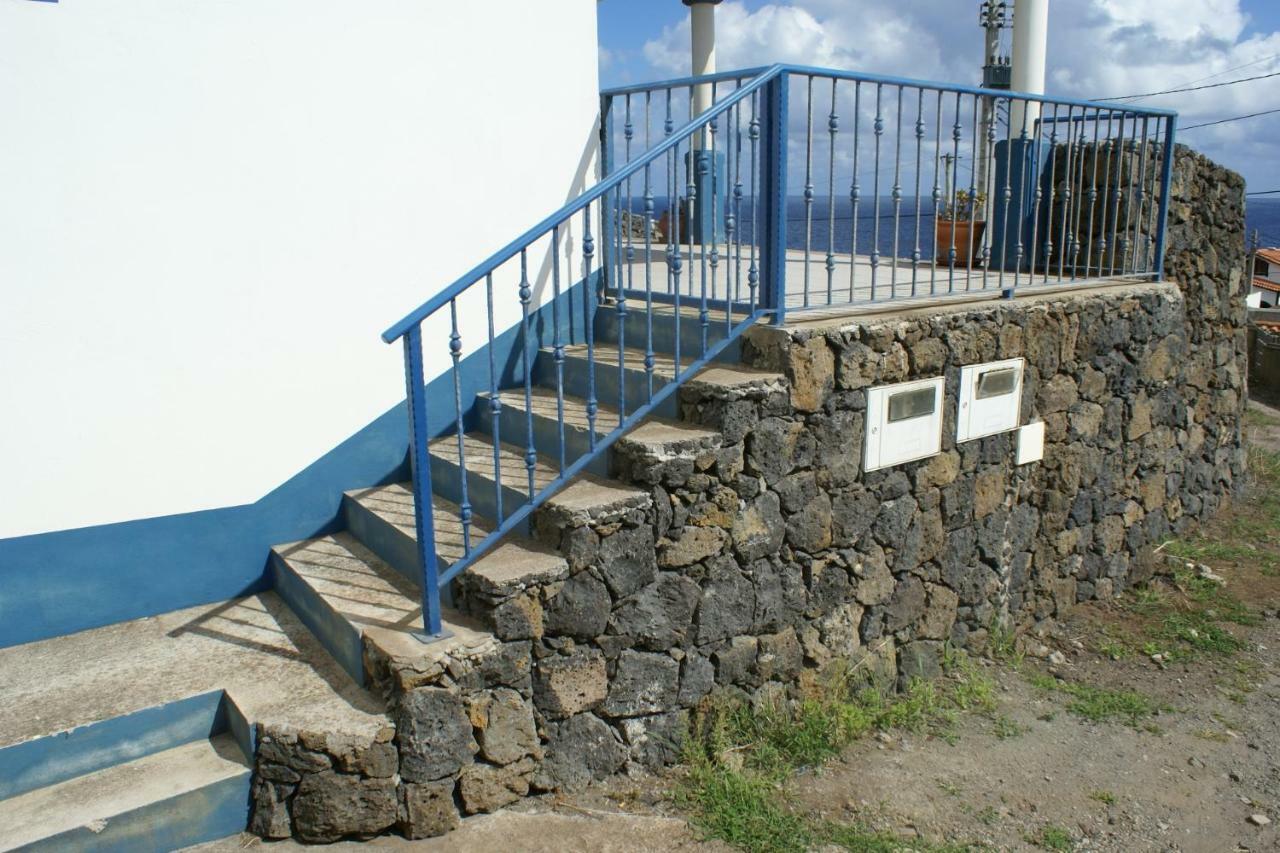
(199, 402), (1280, 853)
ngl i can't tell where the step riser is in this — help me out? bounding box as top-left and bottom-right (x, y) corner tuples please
(270, 552), (367, 687)
(478, 403), (611, 478)
(0, 692), (246, 803)
(341, 495), (421, 587)
(427, 452), (538, 532)
(15, 770), (252, 853)
(539, 353), (679, 420)
(595, 308), (742, 362)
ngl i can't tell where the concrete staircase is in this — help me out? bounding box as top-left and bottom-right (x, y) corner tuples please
(0, 298), (775, 848)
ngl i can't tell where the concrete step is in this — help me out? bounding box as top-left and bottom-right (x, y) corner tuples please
(271, 530), (566, 686)
(594, 300), (749, 364)
(0, 733), (251, 852)
(475, 387), (617, 478)
(540, 342), (685, 419)
(425, 431), (561, 527)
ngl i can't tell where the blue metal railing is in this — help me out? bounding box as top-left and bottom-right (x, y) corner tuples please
(383, 64), (1176, 637)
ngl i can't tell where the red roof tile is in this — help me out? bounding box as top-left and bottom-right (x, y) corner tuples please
(1254, 277), (1280, 294)
(1259, 247), (1280, 266)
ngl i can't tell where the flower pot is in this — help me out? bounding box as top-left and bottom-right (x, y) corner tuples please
(935, 219), (987, 266)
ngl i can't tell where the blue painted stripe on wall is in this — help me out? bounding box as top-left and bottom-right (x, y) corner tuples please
(0, 277), (593, 650)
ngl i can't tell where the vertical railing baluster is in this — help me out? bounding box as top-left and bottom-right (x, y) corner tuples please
(449, 299), (471, 554)
(803, 75), (814, 308)
(826, 78), (838, 305)
(1095, 111), (1114, 276)
(930, 91), (943, 295)
(911, 89), (925, 296)
(871, 84), (884, 302)
(1108, 113), (1127, 276)
(1129, 115), (1151, 276)
(1083, 109), (1103, 280)
(948, 91), (962, 293)
(730, 96), (743, 315)
(965, 95), (980, 289)
(849, 82), (862, 301)
(1041, 104), (1060, 284)
(485, 273), (502, 522)
(643, 162), (656, 401)
(996, 97), (1015, 295)
(550, 225), (567, 474)
(671, 137), (684, 364)
(981, 95), (998, 290)
(890, 85), (904, 299)
(665, 89), (676, 298)
(518, 249), (536, 497)
(1026, 104), (1044, 290)
(708, 85), (720, 350)
(723, 98), (736, 334)
(1010, 99), (1029, 296)
(582, 205), (598, 449)
(748, 88), (760, 314)
(617, 183), (629, 422)
(1059, 106), (1077, 281)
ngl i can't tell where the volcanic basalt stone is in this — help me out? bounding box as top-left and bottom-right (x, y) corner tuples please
(396, 687), (475, 784)
(534, 713), (627, 792)
(601, 649), (680, 717)
(291, 772), (397, 843)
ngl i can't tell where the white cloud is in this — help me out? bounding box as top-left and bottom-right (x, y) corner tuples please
(639, 0), (1280, 188)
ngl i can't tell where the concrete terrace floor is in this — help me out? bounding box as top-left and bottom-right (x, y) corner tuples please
(616, 246), (1145, 317)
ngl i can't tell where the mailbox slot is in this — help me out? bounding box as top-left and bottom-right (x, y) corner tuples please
(957, 358), (1024, 443)
(865, 377), (945, 471)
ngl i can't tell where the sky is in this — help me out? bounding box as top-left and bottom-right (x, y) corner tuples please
(597, 0), (1280, 193)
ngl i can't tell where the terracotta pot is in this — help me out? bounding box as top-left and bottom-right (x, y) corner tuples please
(935, 219), (987, 266)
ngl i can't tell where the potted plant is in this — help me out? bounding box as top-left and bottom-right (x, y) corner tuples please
(935, 189), (987, 266)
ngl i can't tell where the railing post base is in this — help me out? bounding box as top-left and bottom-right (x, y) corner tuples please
(413, 627), (455, 645)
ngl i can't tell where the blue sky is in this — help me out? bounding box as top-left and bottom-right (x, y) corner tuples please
(598, 0), (1280, 191)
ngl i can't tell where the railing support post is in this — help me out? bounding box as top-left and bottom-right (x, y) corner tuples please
(1152, 115), (1177, 281)
(403, 327), (448, 641)
(760, 71), (789, 324)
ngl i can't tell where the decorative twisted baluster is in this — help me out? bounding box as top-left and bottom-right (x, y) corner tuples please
(949, 92), (963, 292)
(582, 205), (598, 449)
(550, 224), (567, 473)
(1095, 114), (1114, 275)
(644, 92), (657, 404)
(711, 92), (721, 345)
(911, 89), (925, 296)
(1041, 105), (1059, 284)
(981, 100), (998, 287)
(825, 79), (838, 304)
(616, 184), (629, 424)
(1059, 109), (1078, 280)
(1108, 114), (1127, 275)
(747, 91), (760, 314)
(1129, 116), (1151, 276)
(890, 86), (905, 296)
(1012, 107), (1029, 292)
(731, 95), (744, 317)
(1083, 110), (1103, 279)
(996, 98), (1015, 293)
(449, 300), (471, 554)
(849, 82), (862, 301)
(929, 92), (944, 295)
(802, 75), (814, 307)
(485, 273), (503, 522)
(518, 249), (536, 497)
(669, 138), (683, 369)
(870, 84), (884, 301)
(965, 95), (980, 287)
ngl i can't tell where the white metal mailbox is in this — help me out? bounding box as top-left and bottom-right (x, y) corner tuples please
(956, 358), (1025, 443)
(864, 376), (945, 471)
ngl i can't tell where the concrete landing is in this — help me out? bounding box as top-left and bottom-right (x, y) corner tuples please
(0, 592), (387, 752)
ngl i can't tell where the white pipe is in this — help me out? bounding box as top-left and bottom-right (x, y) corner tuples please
(690, 1), (716, 117)
(1010, 0), (1048, 133)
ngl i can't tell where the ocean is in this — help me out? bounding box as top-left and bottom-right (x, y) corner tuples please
(1247, 198), (1280, 249)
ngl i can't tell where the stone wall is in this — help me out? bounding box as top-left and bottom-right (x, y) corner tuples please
(247, 148), (1248, 841)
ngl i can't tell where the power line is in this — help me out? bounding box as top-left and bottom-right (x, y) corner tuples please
(1176, 53), (1280, 89)
(1100, 70), (1280, 102)
(1180, 107), (1280, 131)
(1247, 189), (1280, 196)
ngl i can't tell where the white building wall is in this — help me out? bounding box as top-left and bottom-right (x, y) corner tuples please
(0, 0), (600, 538)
